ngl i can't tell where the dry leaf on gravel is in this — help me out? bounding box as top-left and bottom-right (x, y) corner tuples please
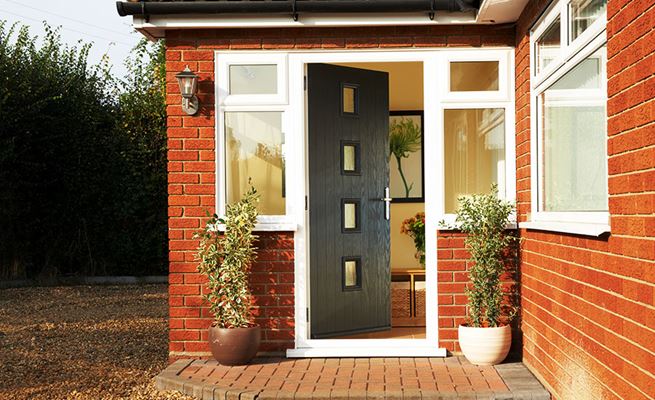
(0, 284), (193, 400)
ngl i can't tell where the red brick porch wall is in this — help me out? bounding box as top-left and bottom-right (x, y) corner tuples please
(515, 0), (655, 398)
(165, 25), (515, 359)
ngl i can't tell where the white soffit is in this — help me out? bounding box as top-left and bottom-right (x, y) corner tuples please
(133, 1), (530, 40)
(477, 0), (530, 24)
(133, 11), (478, 39)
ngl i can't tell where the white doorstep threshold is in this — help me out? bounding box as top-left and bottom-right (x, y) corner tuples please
(286, 347), (448, 358)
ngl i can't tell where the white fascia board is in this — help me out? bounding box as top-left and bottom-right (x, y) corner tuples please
(477, 0), (530, 24)
(132, 11), (478, 35)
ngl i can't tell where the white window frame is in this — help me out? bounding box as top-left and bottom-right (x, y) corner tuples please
(438, 50), (516, 228)
(216, 53), (297, 231)
(217, 53), (288, 105)
(215, 47), (515, 358)
(523, 0), (610, 236)
(441, 51), (511, 103)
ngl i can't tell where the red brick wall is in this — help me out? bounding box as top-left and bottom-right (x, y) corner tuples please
(165, 25), (515, 359)
(437, 231), (520, 353)
(515, 0), (655, 398)
(436, 232), (469, 353)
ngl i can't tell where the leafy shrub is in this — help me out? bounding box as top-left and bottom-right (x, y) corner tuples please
(196, 187), (259, 328)
(446, 184), (518, 327)
(0, 22), (167, 279)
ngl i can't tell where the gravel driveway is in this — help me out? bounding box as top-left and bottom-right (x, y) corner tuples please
(0, 284), (192, 399)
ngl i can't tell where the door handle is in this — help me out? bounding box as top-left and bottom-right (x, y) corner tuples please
(380, 187), (391, 221)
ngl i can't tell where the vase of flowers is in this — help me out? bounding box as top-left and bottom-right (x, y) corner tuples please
(400, 212), (425, 267)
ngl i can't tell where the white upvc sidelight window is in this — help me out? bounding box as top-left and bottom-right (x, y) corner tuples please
(437, 50), (516, 225)
(216, 53), (295, 230)
(524, 0), (609, 236)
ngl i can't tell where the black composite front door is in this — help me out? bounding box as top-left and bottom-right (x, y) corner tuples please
(307, 63), (390, 339)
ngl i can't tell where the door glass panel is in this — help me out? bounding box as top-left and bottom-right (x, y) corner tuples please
(342, 200), (359, 231)
(450, 61), (499, 91)
(342, 84), (358, 114)
(343, 257), (361, 290)
(570, 0), (607, 41)
(536, 17), (561, 73)
(341, 141), (360, 174)
(225, 112), (285, 215)
(444, 108), (506, 214)
(229, 64), (277, 95)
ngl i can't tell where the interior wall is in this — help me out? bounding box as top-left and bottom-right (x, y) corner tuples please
(336, 62), (424, 270)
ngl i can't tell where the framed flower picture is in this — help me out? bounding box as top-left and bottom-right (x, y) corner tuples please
(389, 110), (424, 202)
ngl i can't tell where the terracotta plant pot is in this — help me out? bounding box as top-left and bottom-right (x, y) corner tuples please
(458, 324), (511, 366)
(208, 325), (261, 365)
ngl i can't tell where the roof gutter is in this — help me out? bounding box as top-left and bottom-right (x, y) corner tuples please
(116, 0), (480, 18)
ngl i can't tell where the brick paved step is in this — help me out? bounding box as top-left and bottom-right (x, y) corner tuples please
(156, 357), (550, 399)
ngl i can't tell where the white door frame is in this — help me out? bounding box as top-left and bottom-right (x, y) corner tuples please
(213, 47), (515, 358)
(285, 48), (514, 358)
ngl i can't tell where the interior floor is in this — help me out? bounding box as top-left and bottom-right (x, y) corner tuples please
(337, 327), (426, 339)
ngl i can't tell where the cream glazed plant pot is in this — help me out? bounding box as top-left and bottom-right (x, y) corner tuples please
(443, 185), (519, 366)
(458, 324), (512, 366)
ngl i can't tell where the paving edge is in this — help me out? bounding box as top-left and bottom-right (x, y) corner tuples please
(155, 360), (552, 400)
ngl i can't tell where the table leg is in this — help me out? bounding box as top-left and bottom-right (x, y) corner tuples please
(409, 273), (415, 318)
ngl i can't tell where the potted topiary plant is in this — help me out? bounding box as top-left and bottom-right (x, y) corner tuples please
(195, 186), (260, 365)
(444, 184), (518, 365)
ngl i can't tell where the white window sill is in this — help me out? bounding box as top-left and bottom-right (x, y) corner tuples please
(437, 222), (518, 231)
(215, 223), (298, 232)
(519, 221), (610, 236)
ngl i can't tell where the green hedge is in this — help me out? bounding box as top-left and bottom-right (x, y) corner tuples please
(0, 23), (168, 279)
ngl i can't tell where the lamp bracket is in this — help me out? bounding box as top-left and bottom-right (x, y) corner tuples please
(182, 96), (199, 115)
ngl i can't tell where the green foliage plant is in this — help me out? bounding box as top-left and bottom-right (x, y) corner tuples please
(442, 184), (518, 328)
(196, 187), (260, 329)
(0, 22), (168, 279)
(389, 117), (421, 198)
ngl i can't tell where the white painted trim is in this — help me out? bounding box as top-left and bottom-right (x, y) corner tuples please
(217, 53), (288, 106)
(216, 47), (516, 357)
(519, 221), (610, 236)
(440, 50), (512, 103)
(527, 0), (609, 234)
(477, 0), (530, 24)
(439, 221), (518, 231)
(286, 49), (447, 356)
(132, 12), (479, 36)
(287, 346), (448, 358)
(215, 53), (299, 229)
(216, 223), (298, 232)
(529, 0), (607, 89)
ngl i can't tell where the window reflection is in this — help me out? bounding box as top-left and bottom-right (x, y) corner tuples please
(225, 112), (285, 215)
(540, 46), (607, 212)
(444, 108), (506, 213)
(450, 61), (499, 91)
(570, 0), (607, 41)
(536, 17), (561, 72)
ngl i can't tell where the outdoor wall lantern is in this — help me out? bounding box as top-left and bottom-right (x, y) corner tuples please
(175, 65), (199, 115)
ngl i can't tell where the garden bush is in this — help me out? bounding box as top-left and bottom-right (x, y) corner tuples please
(0, 22), (167, 279)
